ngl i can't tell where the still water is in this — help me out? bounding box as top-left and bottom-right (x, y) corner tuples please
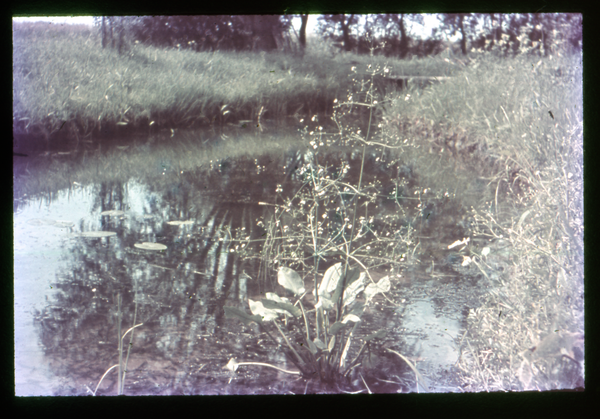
(14, 131), (490, 395)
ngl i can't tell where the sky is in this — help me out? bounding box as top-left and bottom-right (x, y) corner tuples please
(13, 15), (442, 39)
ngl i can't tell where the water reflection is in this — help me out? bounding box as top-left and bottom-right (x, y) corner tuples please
(14, 138), (485, 395)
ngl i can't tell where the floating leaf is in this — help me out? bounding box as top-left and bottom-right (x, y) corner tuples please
(76, 231), (117, 238)
(134, 242), (167, 251)
(100, 210), (125, 216)
(166, 220), (194, 226)
(27, 218), (58, 226)
(363, 330), (387, 342)
(224, 306), (263, 325)
(277, 267), (305, 295)
(364, 276), (391, 302)
(262, 298), (301, 317)
(248, 299), (279, 321)
(53, 220), (74, 228)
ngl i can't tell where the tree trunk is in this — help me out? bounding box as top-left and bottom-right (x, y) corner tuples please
(398, 14), (408, 58)
(101, 17), (107, 49)
(341, 14), (353, 52)
(299, 14), (308, 49)
(458, 15), (467, 55)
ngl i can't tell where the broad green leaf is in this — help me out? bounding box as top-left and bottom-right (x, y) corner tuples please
(328, 335), (336, 352)
(248, 299), (279, 321)
(328, 321), (347, 335)
(318, 262), (343, 296)
(364, 276), (391, 302)
(347, 301), (365, 317)
(306, 338), (318, 355)
(224, 306), (263, 325)
(363, 330), (387, 342)
(262, 298), (301, 317)
(313, 338), (326, 350)
(343, 272), (366, 307)
(315, 292), (335, 310)
(277, 267), (306, 295)
(331, 268), (358, 307)
(264, 292), (289, 304)
(263, 293), (292, 314)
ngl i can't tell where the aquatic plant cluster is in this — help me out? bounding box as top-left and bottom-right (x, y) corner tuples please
(224, 43), (431, 391)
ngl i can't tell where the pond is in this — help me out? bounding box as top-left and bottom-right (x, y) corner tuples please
(14, 124), (495, 395)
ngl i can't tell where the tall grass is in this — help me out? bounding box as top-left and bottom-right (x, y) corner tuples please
(13, 21), (458, 148)
(380, 45), (583, 390)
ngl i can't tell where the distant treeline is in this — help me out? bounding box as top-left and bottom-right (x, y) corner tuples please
(95, 13), (582, 58)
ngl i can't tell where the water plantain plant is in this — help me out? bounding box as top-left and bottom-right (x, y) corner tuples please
(224, 261), (391, 387)
(225, 39), (421, 390)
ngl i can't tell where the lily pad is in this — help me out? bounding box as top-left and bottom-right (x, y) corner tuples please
(100, 210), (125, 217)
(166, 220), (194, 226)
(134, 242), (167, 251)
(76, 231), (117, 238)
(27, 218), (58, 226)
(53, 220), (74, 228)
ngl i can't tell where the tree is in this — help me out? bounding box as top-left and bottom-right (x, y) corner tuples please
(95, 16), (131, 54)
(371, 14), (425, 57)
(438, 13), (479, 55)
(123, 15), (291, 52)
(317, 14), (360, 52)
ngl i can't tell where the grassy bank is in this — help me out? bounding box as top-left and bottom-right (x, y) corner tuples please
(13, 21), (457, 148)
(377, 50), (583, 390)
